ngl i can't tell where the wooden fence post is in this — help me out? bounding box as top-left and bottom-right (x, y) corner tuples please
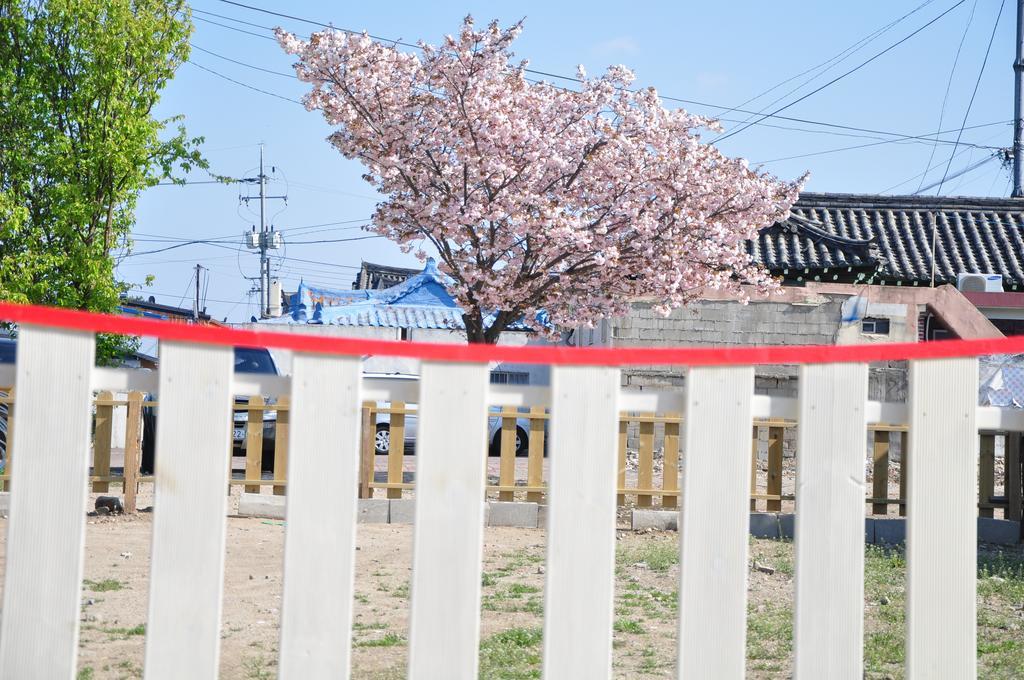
(386, 402), (405, 499)
(1007, 432), (1022, 524)
(273, 396), (289, 497)
(766, 426), (783, 512)
(663, 413), (680, 509)
(359, 402), (374, 499)
(245, 395), (264, 494)
(526, 407), (545, 504)
(899, 431), (908, 517)
(637, 413), (654, 507)
(123, 391), (143, 513)
(616, 418), (627, 506)
(92, 390), (114, 493)
(499, 406), (517, 502)
(872, 430), (890, 516)
(750, 425), (758, 512)
(978, 434), (995, 519)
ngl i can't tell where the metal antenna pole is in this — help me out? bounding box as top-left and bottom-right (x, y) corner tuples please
(1014, 0), (1024, 197)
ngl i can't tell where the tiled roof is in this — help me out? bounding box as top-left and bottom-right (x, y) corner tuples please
(265, 259), (537, 331)
(753, 193), (1024, 289)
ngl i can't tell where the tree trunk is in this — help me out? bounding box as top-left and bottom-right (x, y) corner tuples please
(462, 310), (509, 345)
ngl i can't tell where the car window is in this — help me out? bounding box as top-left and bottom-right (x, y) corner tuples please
(0, 340), (15, 364)
(233, 347), (276, 374)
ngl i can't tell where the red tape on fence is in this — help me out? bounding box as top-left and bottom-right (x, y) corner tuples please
(0, 301), (1022, 366)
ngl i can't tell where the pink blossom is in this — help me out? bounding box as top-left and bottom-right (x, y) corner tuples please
(276, 17), (805, 343)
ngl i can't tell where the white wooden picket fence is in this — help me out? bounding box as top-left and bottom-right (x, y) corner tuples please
(0, 324), (1022, 678)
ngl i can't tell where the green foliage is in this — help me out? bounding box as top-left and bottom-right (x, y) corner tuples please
(0, 0), (204, 363)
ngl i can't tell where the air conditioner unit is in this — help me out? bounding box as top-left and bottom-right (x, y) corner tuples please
(956, 273), (1003, 293)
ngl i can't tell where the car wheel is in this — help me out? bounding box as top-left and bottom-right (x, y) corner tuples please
(490, 427), (530, 457)
(375, 424), (391, 455)
(515, 427), (529, 457)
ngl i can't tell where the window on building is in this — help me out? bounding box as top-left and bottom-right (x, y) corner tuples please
(861, 317), (891, 335)
(490, 371), (529, 385)
(400, 328), (410, 341)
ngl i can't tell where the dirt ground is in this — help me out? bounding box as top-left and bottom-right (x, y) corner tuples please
(0, 486), (1021, 680)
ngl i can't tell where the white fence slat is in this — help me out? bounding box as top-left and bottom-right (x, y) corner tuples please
(794, 363), (868, 679)
(906, 358), (978, 680)
(0, 326), (95, 678)
(407, 362), (490, 680)
(678, 366), (754, 680)
(542, 366), (621, 679)
(144, 342), (234, 679)
(278, 354), (362, 679)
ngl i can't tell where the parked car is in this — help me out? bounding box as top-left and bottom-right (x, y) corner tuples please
(367, 373), (541, 457)
(141, 347), (279, 473)
(374, 407), (535, 457)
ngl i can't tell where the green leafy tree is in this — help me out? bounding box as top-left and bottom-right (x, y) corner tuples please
(0, 0), (204, 363)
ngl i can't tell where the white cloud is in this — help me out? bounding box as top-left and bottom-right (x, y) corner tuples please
(593, 36), (639, 56)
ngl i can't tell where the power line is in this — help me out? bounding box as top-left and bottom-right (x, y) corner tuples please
(934, 0), (1006, 195)
(916, 153), (999, 194)
(917, 0), (979, 192)
(203, 0), (999, 149)
(755, 120), (1007, 164)
(718, 1), (938, 128)
(186, 60), (302, 104)
(284, 234), (383, 245)
(714, 0), (970, 143)
(190, 43), (294, 78)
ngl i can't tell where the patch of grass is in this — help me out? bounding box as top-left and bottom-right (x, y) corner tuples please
(355, 632), (405, 648)
(242, 655), (274, 680)
(638, 646), (664, 672)
(353, 621), (388, 631)
(613, 618), (645, 634)
(76, 668), (94, 680)
(746, 602), (792, 664)
(617, 541), (679, 573)
(507, 583), (540, 596)
(481, 572), (498, 587)
(83, 579), (123, 592)
(478, 627), (543, 680)
(101, 624), (146, 639)
(392, 582), (410, 599)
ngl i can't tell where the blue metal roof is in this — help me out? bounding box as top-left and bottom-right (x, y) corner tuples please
(265, 258), (540, 331)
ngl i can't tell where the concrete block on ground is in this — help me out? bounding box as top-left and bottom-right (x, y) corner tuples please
(488, 501), (539, 528)
(238, 493), (285, 520)
(357, 498), (389, 524)
(749, 512), (779, 539)
(0, 491), (8, 516)
(778, 513), (795, 539)
(537, 504), (548, 530)
(874, 518), (906, 544)
(389, 498), (416, 524)
(978, 517), (1020, 546)
(865, 517), (876, 544)
(631, 509), (678, 531)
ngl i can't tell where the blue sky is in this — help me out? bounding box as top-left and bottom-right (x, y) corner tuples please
(125, 0), (1017, 322)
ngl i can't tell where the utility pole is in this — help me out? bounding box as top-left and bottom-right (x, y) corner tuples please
(241, 144), (286, 317)
(193, 264), (202, 321)
(1014, 0), (1024, 197)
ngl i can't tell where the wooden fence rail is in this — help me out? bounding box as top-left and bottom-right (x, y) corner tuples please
(2, 323), (1024, 678)
(1, 386), (1019, 521)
